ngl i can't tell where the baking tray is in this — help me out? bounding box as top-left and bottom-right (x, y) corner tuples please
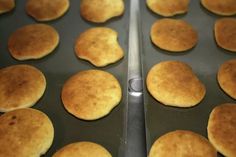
(140, 0), (236, 156)
(0, 0), (130, 156)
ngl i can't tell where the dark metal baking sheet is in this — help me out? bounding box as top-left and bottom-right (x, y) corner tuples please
(0, 0), (130, 156)
(140, 0), (236, 156)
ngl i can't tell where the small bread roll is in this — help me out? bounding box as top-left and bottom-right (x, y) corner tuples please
(53, 142), (112, 157)
(26, 0), (69, 21)
(151, 19), (198, 52)
(146, 0), (190, 17)
(75, 27), (124, 67)
(201, 0), (236, 16)
(80, 0), (124, 23)
(215, 18), (236, 52)
(218, 59), (236, 99)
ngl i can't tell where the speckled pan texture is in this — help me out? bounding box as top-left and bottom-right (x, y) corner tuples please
(0, 0), (129, 156)
(141, 0), (236, 157)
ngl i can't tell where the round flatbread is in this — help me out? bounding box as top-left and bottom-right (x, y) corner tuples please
(146, 61), (206, 107)
(0, 0), (15, 14)
(80, 0), (124, 23)
(201, 0), (236, 16)
(151, 19), (198, 52)
(75, 27), (124, 67)
(146, 0), (190, 17)
(149, 130), (217, 157)
(61, 70), (122, 120)
(53, 142), (112, 157)
(8, 24), (59, 60)
(0, 108), (54, 157)
(26, 0), (69, 21)
(215, 18), (236, 52)
(218, 59), (236, 99)
(0, 64), (46, 112)
(208, 103), (236, 157)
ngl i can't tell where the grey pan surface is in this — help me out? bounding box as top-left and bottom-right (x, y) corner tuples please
(0, 0), (130, 156)
(140, 0), (236, 156)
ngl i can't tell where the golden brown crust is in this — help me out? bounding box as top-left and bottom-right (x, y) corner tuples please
(149, 130), (217, 157)
(80, 0), (124, 23)
(218, 59), (236, 99)
(146, 61), (206, 107)
(151, 19), (198, 52)
(26, 0), (69, 21)
(146, 0), (190, 17)
(75, 27), (124, 67)
(215, 18), (236, 52)
(53, 142), (112, 157)
(0, 0), (15, 14)
(0, 108), (54, 157)
(208, 103), (236, 157)
(8, 24), (59, 60)
(61, 70), (122, 120)
(201, 0), (236, 16)
(0, 64), (46, 112)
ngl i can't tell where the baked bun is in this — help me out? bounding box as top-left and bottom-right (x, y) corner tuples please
(61, 70), (122, 120)
(75, 27), (124, 67)
(80, 0), (124, 23)
(146, 0), (190, 17)
(53, 142), (112, 157)
(149, 130), (217, 157)
(8, 24), (59, 60)
(0, 64), (46, 112)
(208, 103), (236, 157)
(26, 0), (69, 21)
(146, 61), (206, 107)
(0, 108), (54, 156)
(151, 19), (198, 52)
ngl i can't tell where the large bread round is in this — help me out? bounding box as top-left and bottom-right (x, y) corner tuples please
(26, 0), (69, 21)
(8, 24), (59, 60)
(218, 59), (236, 99)
(0, 0), (15, 14)
(61, 70), (122, 120)
(146, 0), (190, 17)
(149, 130), (217, 157)
(151, 19), (198, 52)
(53, 142), (112, 157)
(0, 64), (46, 112)
(208, 103), (236, 157)
(146, 61), (206, 107)
(0, 108), (54, 157)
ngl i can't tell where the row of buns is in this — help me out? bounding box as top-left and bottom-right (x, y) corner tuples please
(147, 0), (236, 17)
(149, 102), (236, 157)
(146, 59), (236, 107)
(146, 1), (236, 157)
(0, 108), (112, 156)
(8, 24), (124, 67)
(0, 0), (127, 156)
(3, 0), (235, 22)
(0, 0), (125, 23)
(148, 103), (236, 157)
(150, 18), (236, 53)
